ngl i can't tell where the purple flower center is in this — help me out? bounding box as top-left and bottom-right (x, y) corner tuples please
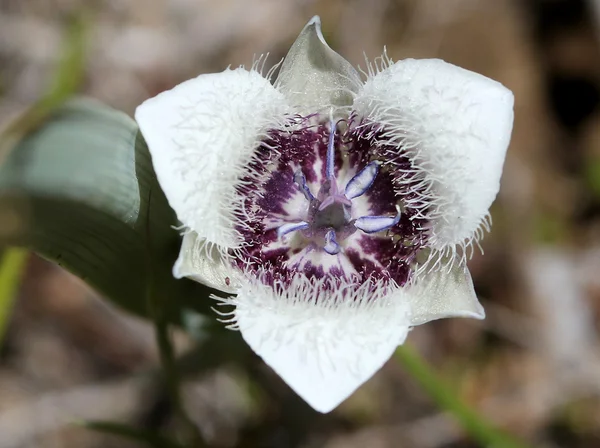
(234, 114), (429, 289)
(277, 120), (401, 256)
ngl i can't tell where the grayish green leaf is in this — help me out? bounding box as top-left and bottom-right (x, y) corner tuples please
(0, 99), (215, 320)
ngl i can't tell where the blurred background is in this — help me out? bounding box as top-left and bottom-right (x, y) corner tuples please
(1, 0), (600, 447)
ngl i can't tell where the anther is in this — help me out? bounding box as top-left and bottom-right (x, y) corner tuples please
(277, 221), (310, 238)
(324, 230), (341, 255)
(354, 205), (401, 234)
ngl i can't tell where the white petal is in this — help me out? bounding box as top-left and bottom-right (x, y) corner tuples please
(224, 276), (411, 413)
(275, 16), (362, 116)
(406, 264), (484, 326)
(353, 59), (514, 250)
(136, 68), (289, 248)
(173, 231), (239, 294)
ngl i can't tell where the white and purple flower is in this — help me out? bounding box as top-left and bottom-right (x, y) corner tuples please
(135, 17), (514, 413)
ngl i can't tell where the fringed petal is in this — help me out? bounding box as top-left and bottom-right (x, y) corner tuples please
(353, 58), (514, 254)
(217, 275), (411, 413)
(136, 68), (289, 248)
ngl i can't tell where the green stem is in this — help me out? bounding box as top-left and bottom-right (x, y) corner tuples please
(395, 345), (529, 448)
(0, 249), (28, 345)
(153, 317), (206, 448)
(144, 188), (206, 448)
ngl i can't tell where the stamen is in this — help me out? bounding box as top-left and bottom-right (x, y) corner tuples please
(344, 161), (381, 200)
(294, 170), (315, 201)
(277, 221), (309, 238)
(324, 230), (341, 255)
(354, 206), (401, 234)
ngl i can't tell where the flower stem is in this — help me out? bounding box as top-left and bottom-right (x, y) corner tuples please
(154, 316), (206, 448)
(144, 189), (206, 448)
(394, 345), (529, 448)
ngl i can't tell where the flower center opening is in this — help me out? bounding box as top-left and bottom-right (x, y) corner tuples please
(278, 119), (400, 255)
(233, 113), (430, 288)
(312, 200), (346, 231)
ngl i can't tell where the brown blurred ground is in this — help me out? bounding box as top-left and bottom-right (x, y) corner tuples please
(1, 0), (600, 447)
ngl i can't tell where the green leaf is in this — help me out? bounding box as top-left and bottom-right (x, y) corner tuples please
(80, 421), (185, 448)
(0, 99), (215, 321)
(0, 248), (28, 344)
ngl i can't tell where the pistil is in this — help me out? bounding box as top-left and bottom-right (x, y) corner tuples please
(277, 119), (402, 253)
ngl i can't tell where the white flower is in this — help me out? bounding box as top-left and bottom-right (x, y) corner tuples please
(135, 16), (514, 413)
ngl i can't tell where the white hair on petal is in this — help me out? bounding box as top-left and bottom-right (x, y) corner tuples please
(360, 47), (395, 79)
(136, 66), (300, 248)
(188, 232), (230, 264)
(214, 267), (413, 414)
(250, 53), (285, 82)
(250, 53), (270, 76)
(212, 269), (410, 332)
(353, 57), (513, 267)
(168, 68), (293, 248)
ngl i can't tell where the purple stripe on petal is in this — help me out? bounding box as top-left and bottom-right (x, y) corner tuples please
(345, 161), (380, 200)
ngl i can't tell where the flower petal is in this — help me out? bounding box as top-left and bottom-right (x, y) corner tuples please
(223, 276), (411, 413)
(275, 16), (362, 115)
(353, 59), (514, 251)
(136, 68), (289, 248)
(173, 231), (239, 294)
(406, 264), (484, 326)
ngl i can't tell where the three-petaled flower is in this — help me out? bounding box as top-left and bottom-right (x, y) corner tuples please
(136, 17), (514, 413)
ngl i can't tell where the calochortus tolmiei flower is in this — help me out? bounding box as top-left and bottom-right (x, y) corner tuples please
(136, 17), (514, 413)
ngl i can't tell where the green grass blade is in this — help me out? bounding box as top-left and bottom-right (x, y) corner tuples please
(1, 13), (88, 148)
(0, 248), (28, 344)
(395, 345), (529, 448)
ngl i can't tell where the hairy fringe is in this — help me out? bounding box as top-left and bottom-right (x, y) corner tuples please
(172, 68), (291, 248)
(211, 269), (408, 331)
(352, 51), (494, 269)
